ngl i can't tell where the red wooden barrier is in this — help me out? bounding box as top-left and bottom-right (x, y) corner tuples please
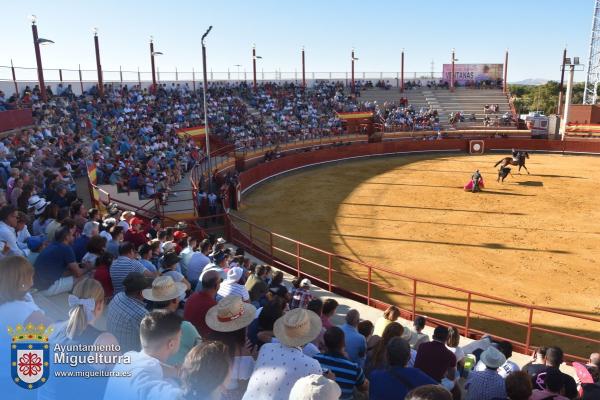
(0, 109), (33, 133)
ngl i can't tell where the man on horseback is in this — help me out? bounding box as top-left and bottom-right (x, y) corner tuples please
(512, 148), (520, 162)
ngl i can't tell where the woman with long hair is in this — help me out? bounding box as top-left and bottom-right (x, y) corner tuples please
(40, 278), (119, 400)
(0, 256), (50, 328)
(365, 322), (405, 377)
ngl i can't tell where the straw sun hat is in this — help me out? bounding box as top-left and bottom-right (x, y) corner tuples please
(273, 308), (322, 348)
(205, 295), (256, 333)
(142, 276), (187, 302)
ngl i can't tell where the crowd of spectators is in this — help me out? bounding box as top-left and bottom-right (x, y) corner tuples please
(0, 198), (598, 400)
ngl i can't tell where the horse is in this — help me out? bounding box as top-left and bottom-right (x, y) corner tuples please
(494, 151), (530, 174)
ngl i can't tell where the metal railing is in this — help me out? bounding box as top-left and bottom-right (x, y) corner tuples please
(225, 213), (600, 362)
(0, 64), (442, 85)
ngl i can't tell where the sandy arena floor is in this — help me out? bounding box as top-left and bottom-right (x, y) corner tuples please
(236, 153), (600, 356)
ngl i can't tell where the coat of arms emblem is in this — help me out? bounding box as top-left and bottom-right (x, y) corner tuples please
(8, 323), (51, 390)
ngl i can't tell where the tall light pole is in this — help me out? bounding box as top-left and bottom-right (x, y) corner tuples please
(302, 46), (306, 89)
(30, 15), (53, 102)
(234, 64), (242, 81)
(351, 48), (359, 94)
(557, 48), (568, 114)
(150, 37), (163, 89)
(503, 49), (509, 94)
(560, 57), (582, 141)
(93, 28), (103, 97)
(400, 48), (405, 93)
(450, 48), (456, 92)
(252, 44), (257, 92)
(150, 36), (156, 87)
(201, 26), (213, 184)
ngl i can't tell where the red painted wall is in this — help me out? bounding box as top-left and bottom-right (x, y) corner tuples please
(239, 139), (600, 192)
(0, 109), (33, 133)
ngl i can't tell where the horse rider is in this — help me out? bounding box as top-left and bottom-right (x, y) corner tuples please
(512, 148), (520, 162)
(471, 170), (482, 192)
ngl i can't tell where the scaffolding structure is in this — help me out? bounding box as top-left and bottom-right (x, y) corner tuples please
(584, 0), (600, 104)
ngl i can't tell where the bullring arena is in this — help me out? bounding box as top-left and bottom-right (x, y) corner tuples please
(227, 139), (600, 360)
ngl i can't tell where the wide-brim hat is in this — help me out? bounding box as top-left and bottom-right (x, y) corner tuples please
(142, 276), (187, 302)
(226, 266), (244, 283)
(199, 263), (226, 281)
(34, 199), (51, 216)
(205, 295), (256, 332)
(289, 374), (342, 400)
(273, 308), (322, 348)
(480, 346), (506, 369)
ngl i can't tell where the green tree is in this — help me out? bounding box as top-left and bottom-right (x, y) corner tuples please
(509, 82), (591, 116)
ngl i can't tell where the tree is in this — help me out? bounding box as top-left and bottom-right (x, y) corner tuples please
(509, 81), (591, 116)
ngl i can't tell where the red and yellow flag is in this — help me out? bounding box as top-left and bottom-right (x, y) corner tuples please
(337, 111), (373, 120)
(177, 126), (207, 138)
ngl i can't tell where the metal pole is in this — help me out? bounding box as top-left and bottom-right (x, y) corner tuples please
(31, 21), (47, 101)
(503, 49), (508, 94)
(94, 31), (104, 97)
(302, 47), (306, 89)
(450, 48), (455, 92)
(560, 64), (575, 140)
(150, 39), (156, 87)
(192, 68), (196, 91)
(351, 49), (355, 94)
(400, 49), (405, 93)
(557, 48), (567, 114)
(10, 60), (19, 98)
(119, 65), (123, 85)
(175, 67), (178, 81)
(78, 64), (84, 95)
(253, 45), (257, 92)
(137, 67), (141, 88)
(201, 27), (213, 189)
(59, 69), (63, 83)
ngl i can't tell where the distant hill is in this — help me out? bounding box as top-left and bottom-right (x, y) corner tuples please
(510, 78), (549, 85)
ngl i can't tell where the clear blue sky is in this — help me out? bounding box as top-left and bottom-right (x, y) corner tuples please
(1, 0), (593, 82)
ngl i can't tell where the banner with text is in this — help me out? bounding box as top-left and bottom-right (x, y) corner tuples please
(442, 64), (503, 84)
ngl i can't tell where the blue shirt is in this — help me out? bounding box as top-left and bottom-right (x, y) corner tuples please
(72, 234), (90, 262)
(369, 366), (437, 400)
(314, 351), (365, 400)
(33, 242), (76, 290)
(340, 323), (367, 367)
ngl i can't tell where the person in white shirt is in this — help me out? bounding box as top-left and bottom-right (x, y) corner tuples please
(187, 239), (211, 286)
(178, 236), (197, 274)
(217, 267), (250, 302)
(104, 310), (183, 400)
(0, 205), (25, 258)
(243, 308), (323, 400)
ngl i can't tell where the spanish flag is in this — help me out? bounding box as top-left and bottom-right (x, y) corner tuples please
(337, 111), (373, 120)
(177, 126), (207, 138)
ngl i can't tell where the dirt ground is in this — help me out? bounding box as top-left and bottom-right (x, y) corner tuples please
(236, 153), (600, 357)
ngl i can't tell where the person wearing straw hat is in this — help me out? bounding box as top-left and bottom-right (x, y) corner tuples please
(217, 266), (250, 302)
(205, 295), (257, 398)
(289, 374), (342, 400)
(243, 308), (323, 400)
(144, 276), (199, 366)
(464, 346), (507, 400)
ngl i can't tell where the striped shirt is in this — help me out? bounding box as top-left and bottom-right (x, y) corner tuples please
(314, 351), (366, 400)
(217, 282), (250, 301)
(110, 256), (146, 294)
